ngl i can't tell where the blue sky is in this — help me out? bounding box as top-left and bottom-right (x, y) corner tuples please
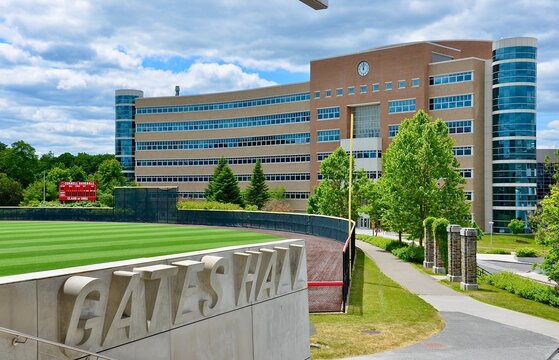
(0, 0), (558, 154)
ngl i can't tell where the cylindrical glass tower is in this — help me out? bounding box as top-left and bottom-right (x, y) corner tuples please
(491, 38), (537, 232)
(115, 89), (143, 181)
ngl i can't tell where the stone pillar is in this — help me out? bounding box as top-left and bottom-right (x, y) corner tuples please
(460, 227), (478, 291)
(446, 224), (462, 282)
(432, 233), (446, 275)
(423, 227), (434, 269)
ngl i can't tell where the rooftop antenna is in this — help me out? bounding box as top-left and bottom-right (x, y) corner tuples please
(175, 86), (180, 96)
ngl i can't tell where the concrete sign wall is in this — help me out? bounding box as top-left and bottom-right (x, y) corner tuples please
(0, 239), (310, 360)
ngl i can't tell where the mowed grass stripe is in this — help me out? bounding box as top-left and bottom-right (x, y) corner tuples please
(1, 231), (274, 257)
(0, 227), (246, 247)
(0, 221), (282, 277)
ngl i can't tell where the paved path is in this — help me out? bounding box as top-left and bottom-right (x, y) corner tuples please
(347, 240), (559, 360)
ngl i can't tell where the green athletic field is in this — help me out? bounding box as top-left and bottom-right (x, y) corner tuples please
(0, 221), (282, 277)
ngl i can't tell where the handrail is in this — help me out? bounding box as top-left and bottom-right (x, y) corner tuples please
(546, 347), (559, 360)
(0, 326), (118, 360)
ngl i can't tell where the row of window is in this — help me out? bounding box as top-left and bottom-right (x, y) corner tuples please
(493, 163), (537, 184)
(115, 95), (140, 105)
(429, 71), (473, 86)
(115, 121), (134, 138)
(492, 186), (537, 207)
(317, 129), (340, 143)
(313, 78), (420, 99)
(317, 150), (382, 162)
(136, 154), (311, 167)
(388, 99), (416, 114)
(493, 62), (536, 85)
(429, 94), (473, 110)
(116, 106), (135, 120)
(493, 46), (537, 62)
(178, 191), (310, 200)
(137, 173), (311, 183)
(136, 133), (310, 151)
(136, 112), (310, 133)
(492, 113), (536, 138)
(136, 92), (310, 115)
(317, 107), (340, 120)
(492, 139), (536, 161)
(492, 85), (536, 111)
(388, 120), (473, 139)
(318, 171), (382, 180)
(452, 146), (472, 156)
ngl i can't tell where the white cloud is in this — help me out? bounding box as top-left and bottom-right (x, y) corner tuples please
(0, 0), (558, 155)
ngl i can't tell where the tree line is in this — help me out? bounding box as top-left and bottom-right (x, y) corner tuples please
(0, 140), (127, 207)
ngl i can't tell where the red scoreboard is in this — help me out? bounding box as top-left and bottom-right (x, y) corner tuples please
(59, 181), (97, 202)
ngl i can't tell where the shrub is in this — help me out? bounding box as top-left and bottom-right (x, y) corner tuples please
(358, 235), (406, 252)
(177, 201), (242, 210)
(483, 272), (559, 307)
(515, 247), (540, 258)
(261, 199), (291, 212)
(385, 240), (408, 252)
(244, 204), (258, 211)
(485, 248), (510, 255)
(392, 245), (425, 264)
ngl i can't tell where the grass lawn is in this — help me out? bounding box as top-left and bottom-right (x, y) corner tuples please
(441, 280), (559, 323)
(0, 221), (281, 277)
(309, 249), (444, 359)
(477, 233), (547, 255)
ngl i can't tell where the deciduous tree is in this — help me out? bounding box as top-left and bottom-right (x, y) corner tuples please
(308, 147), (370, 220)
(380, 110), (470, 243)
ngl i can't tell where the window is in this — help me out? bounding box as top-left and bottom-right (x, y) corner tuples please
(465, 191), (473, 201)
(360, 85), (367, 94)
(353, 104), (380, 138)
(385, 82), (393, 90)
(317, 129), (340, 143)
(336, 88), (343, 96)
(388, 125), (399, 138)
(388, 99), (416, 114)
(429, 94), (473, 110)
(372, 83), (379, 92)
(348, 86), (355, 95)
(314, 91), (320, 99)
(398, 80), (406, 89)
(429, 71), (473, 86)
(325, 89), (332, 97)
(412, 78), (420, 87)
(459, 169), (473, 178)
(317, 107), (340, 120)
(452, 146), (473, 156)
(446, 120), (472, 134)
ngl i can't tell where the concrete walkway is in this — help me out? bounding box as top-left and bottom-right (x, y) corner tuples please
(346, 240), (559, 360)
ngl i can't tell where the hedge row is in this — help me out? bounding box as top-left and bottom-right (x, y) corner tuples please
(360, 235), (424, 264)
(483, 272), (559, 307)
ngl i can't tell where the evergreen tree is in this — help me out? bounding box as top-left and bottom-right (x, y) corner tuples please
(211, 163), (244, 206)
(245, 161), (269, 209)
(205, 158), (227, 201)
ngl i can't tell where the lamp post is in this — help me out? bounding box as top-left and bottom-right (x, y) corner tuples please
(488, 221), (494, 247)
